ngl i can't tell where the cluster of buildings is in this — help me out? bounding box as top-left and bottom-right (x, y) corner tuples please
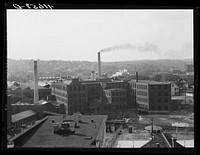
(6, 59), (194, 149)
(51, 74), (173, 115)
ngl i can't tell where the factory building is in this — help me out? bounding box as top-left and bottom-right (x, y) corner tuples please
(129, 80), (171, 113)
(51, 78), (135, 115)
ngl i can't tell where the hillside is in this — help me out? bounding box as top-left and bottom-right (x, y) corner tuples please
(7, 58), (193, 81)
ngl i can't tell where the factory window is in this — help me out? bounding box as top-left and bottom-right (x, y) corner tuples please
(158, 99), (161, 103)
(116, 98), (119, 102)
(68, 86), (72, 91)
(74, 106), (77, 111)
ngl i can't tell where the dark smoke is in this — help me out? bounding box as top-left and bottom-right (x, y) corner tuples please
(100, 43), (136, 53)
(100, 42), (159, 53)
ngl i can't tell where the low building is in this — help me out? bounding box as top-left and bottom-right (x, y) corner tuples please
(20, 115), (107, 148)
(11, 110), (37, 130)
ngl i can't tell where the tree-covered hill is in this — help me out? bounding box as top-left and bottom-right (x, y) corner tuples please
(7, 58), (193, 82)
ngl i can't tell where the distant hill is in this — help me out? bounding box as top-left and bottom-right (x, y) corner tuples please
(7, 58), (193, 81)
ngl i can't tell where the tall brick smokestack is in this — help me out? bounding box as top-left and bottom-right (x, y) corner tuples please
(34, 60), (39, 103)
(136, 72), (138, 82)
(98, 52), (101, 78)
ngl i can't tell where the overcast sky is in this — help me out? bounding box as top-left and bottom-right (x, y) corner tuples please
(7, 9), (193, 62)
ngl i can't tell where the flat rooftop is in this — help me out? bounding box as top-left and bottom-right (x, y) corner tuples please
(22, 115), (107, 148)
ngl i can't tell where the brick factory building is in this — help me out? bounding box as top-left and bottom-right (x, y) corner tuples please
(129, 80), (171, 113)
(51, 78), (135, 115)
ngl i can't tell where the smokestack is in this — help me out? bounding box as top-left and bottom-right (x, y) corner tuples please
(136, 72), (138, 82)
(98, 52), (101, 78)
(91, 71), (95, 80)
(34, 60), (39, 103)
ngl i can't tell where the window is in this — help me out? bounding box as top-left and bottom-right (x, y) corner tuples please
(151, 105), (154, 110)
(158, 105), (161, 110)
(164, 99), (168, 103)
(157, 99), (161, 103)
(164, 85), (168, 89)
(164, 105), (168, 110)
(164, 92), (168, 96)
(158, 92), (161, 96)
(158, 85), (161, 89)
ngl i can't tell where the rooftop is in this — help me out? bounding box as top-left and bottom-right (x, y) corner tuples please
(129, 79), (171, 85)
(12, 110), (36, 123)
(22, 115), (107, 148)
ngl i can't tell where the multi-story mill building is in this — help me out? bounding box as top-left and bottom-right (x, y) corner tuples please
(51, 78), (135, 115)
(129, 80), (171, 113)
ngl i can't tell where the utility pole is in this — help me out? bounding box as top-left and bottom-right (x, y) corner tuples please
(151, 117), (154, 138)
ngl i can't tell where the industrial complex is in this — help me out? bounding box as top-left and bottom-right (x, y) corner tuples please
(6, 52), (194, 149)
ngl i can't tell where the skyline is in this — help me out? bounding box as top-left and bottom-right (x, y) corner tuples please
(7, 9), (193, 62)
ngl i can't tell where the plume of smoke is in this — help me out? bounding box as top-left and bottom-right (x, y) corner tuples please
(100, 42), (159, 53)
(100, 43), (136, 53)
(137, 42), (159, 53)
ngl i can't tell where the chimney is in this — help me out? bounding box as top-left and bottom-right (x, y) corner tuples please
(171, 137), (176, 147)
(34, 60), (39, 103)
(98, 52), (101, 78)
(136, 72), (138, 82)
(91, 71), (95, 80)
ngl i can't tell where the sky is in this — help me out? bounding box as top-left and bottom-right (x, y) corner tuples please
(7, 9), (193, 62)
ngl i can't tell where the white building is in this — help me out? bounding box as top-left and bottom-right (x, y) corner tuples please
(171, 83), (179, 96)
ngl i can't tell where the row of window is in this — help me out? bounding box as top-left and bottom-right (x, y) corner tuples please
(137, 97), (148, 103)
(151, 91), (169, 96)
(151, 85), (168, 90)
(54, 90), (67, 97)
(137, 91), (148, 96)
(151, 105), (168, 110)
(112, 97), (126, 102)
(56, 95), (68, 103)
(68, 85), (86, 91)
(12, 115), (36, 129)
(151, 98), (169, 103)
(53, 84), (67, 91)
(69, 105), (85, 113)
(139, 104), (148, 109)
(137, 84), (148, 90)
(69, 98), (86, 104)
(68, 93), (86, 98)
(106, 83), (126, 89)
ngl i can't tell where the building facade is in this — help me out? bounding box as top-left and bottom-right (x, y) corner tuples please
(129, 80), (171, 113)
(51, 78), (134, 115)
(171, 82), (180, 96)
